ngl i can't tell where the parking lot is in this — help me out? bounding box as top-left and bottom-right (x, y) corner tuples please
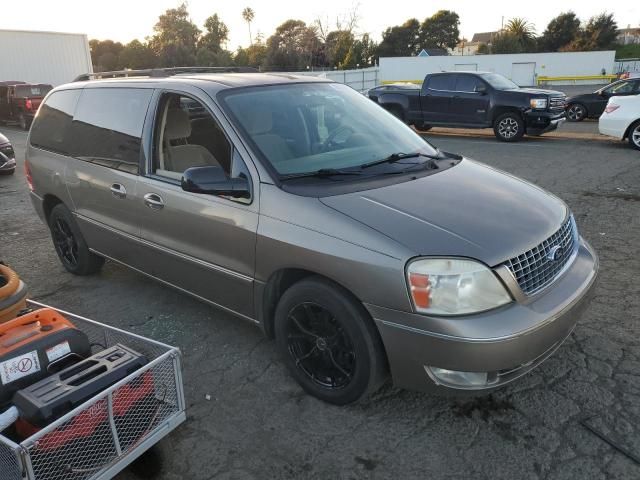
(1, 124), (639, 479)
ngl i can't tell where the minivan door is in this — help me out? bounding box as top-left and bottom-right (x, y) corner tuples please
(136, 90), (259, 319)
(64, 87), (153, 267)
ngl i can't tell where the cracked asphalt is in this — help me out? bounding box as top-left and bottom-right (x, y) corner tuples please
(0, 124), (639, 480)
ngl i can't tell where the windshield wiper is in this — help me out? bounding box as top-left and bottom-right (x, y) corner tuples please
(360, 151), (440, 170)
(280, 168), (364, 180)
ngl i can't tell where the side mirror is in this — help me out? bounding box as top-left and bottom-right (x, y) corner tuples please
(475, 85), (487, 95)
(181, 166), (250, 199)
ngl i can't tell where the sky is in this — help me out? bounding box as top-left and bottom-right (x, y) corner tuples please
(2, 0), (639, 50)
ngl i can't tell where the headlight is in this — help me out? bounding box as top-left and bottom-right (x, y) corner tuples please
(406, 258), (512, 315)
(530, 98), (548, 109)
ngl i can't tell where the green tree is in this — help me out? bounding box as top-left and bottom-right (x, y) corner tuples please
(325, 30), (355, 67)
(491, 32), (525, 54)
(200, 14), (229, 52)
(504, 17), (536, 51)
(476, 42), (491, 54)
(377, 19), (421, 57)
(539, 12), (581, 52)
(340, 34), (378, 69)
(242, 7), (255, 45)
(149, 3), (201, 66)
(195, 48), (234, 66)
(420, 10), (460, 50)
(89, 39), (124, 71)
(264, 20), (320, 70)
(569, 13), (618, 51)
(118, 40), (157, 69)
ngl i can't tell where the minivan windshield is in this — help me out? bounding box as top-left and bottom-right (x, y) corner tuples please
(220, 83), (438, 177)
(482, 74), (519, 90)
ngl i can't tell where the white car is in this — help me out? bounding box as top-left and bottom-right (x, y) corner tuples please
(599, 94), (640, 150)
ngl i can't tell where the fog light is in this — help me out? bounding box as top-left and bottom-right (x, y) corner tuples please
(426, 366), (490, 389)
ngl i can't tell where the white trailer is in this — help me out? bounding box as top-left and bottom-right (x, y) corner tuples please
(0, 29), (92, 86)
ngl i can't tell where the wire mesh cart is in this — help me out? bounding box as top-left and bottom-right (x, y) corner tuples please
(0, 300), (186, 480)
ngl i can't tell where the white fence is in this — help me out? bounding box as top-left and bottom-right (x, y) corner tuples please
(379, 51), (617, 86)
(283, 67), (379, 92)
(615, 58), (640, 74)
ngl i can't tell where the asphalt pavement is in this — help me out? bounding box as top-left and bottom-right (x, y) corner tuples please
(0, 124), (639, 480)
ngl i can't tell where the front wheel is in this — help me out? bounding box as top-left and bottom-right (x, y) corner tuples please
(493, 112), (525, 142)
(413, 122), (432, 132)
(274, 277), (387, 405)
(566, 103), (587, 122)
(629, 121), (640, 151)
(48, 204), (104, 275)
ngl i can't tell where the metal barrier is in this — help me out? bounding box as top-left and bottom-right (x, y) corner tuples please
(537, 75), (617, 85)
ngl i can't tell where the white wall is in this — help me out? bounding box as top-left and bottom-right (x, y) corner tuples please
(286, 66), (379, 92)
(0, 30), (93, 86)
(380, 51), (617, 86)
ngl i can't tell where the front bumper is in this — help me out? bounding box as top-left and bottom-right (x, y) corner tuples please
(525, 110), (565, 134)
(367, 238), (598, 393)
(0, 156), (16, 173)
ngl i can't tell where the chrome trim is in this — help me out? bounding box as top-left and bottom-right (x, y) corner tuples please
(76, 214), (253, 283)
(89, 249), (259, 325)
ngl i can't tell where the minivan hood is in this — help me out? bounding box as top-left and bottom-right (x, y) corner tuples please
(320, 159), (567, 267)
(0, 132), (8, 145)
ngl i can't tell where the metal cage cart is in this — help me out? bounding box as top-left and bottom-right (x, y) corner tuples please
(0, 300), (186, 480)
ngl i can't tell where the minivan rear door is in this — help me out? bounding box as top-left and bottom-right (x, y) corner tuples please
(64, 86), (153, 267)
(135, 88), (259, 319)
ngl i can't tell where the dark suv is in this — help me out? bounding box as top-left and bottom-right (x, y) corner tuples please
(0, 82), (53, 130)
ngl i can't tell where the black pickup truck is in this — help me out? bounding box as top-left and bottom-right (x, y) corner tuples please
(371, 71), (567, 142)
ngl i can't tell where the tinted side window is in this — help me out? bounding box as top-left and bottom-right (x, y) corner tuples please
(30, 89), (81, 155)
(427, 75), (455, 91)
(455, 75), (483, 93)
(71, 88), (152, 174)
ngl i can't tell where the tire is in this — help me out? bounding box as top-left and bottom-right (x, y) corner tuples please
(18, 113), (29, 131)
(414, 122), (432, 132)
(628, 120), (640, 151)
(48, 204), (104, 275)
(566, 103), (587, 122)
(274, 277), (387, 405)
(493, 112), (525, 142)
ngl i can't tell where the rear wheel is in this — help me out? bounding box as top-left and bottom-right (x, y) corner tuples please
(493, 112), (525, 142)
(274, 277), (387, 405)
(48, 204), (104, 275)
(566, 103), (587, 122)
(629, 121), (640, 151)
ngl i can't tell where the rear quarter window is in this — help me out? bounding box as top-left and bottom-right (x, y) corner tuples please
(29, 89), (81, 155)
(70, 88), (152, 174)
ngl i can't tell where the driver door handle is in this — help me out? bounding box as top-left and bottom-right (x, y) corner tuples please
(110, 183), (127, 199)
(143, 192), (165, 210)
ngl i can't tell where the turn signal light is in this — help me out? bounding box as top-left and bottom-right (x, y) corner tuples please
(604, 104), (620, 114)
(409, 272), (431, 308)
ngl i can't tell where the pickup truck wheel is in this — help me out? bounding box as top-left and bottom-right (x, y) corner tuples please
(629, 121), (640, 151)
(48, 204), (105, 275)
(274, 277), (387, 405)
(414, 122), (432, 132)
(566, 103), (586, 122)
(494, 113), (524, 142)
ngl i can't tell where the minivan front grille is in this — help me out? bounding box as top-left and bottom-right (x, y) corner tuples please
(504, 216), (578, 296)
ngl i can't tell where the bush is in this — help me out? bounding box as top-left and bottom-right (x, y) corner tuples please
(616, 44), (640, 60)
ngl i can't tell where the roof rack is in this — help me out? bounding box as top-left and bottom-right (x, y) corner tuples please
(73, 66), (259, 82)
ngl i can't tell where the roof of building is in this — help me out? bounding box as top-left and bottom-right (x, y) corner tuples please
(471, 31), (500, 43)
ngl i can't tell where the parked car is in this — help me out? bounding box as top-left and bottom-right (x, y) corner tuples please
(566, 78), (640, 122)
(0, 82), (53, 130)
(599, 95), (640, 150)
(0, 131), (16, 175)
(370, 71), (567, 142)
(27, 68), (597, 404)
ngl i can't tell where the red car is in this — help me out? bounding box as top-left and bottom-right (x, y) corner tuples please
(0, 82), (52, 130)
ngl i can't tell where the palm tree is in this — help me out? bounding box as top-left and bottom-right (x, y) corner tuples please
(242, 7), (255, 45)
(505, 17), (536, 43)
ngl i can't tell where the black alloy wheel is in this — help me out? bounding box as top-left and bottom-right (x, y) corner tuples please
(285, 302), (356, 390)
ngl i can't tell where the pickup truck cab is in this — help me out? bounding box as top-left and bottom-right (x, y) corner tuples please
(372, 71), (567, 142)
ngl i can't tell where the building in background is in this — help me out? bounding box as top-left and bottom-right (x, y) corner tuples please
(0, 30), (92, 86)
(617, 26), (640, 45)
(449, 31), (500, 56)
